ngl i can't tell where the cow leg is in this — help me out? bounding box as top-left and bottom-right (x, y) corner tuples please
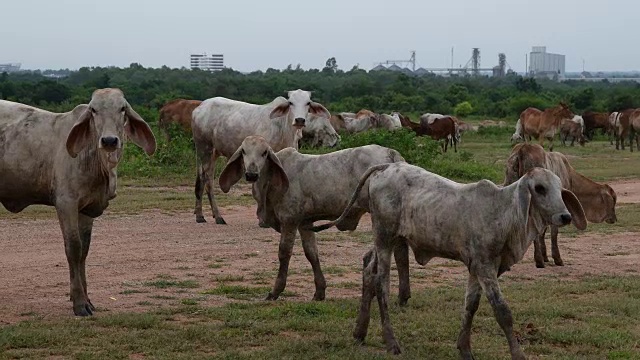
(56, 204), (92, 316)
(476, 267), (525, 360)
(194, 144), (211, 223)
(454, 138), (458, 153)
(629, 130), (635, 152)
(267, 224), (297, 300)
(550, 225), (564, 266)
(533, 228), (547, 268)
(78, 214), (95, 312)
(373, 243), (401, 354)
(299, 227), (327, 301)
(393, 241), (411, 306)
(354, 248), (377, 344)
(548, 136), (554, 152)
(457, 274), (481, 360)
(205, 150), (226, 224)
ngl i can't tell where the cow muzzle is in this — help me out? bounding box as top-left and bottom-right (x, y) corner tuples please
(294, 117), (306, 128)
(245, 172), (259, 182)
(552, 213), (573, 226)
(100, 136), (120, 150)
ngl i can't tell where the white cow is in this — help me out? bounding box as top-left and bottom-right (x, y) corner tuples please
(300, 114), (340, 148)
(191, 89), (330, 224)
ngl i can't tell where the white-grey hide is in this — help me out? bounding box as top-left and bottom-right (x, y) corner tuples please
(311, 163), (586, 357)
(191, 89), (330, 224)
(0, 88), (156, 316)
(420, 113), (445, 125)
(511, 118), (524, 143)
(218, 137), (407, 302)
(300, 114), (340, 147)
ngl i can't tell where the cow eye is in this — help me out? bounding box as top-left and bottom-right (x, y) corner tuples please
(288, 101), (293, 106)
(120, 106), (126, 112)
(90, 107), (97, 114)
(307, 102), (311, 106)
(534, 185), (546, 195)
(241, 148), (245, 155)
(262, 150), (267, 157)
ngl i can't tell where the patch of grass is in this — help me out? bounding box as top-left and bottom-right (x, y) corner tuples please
(208, 263), (224, 269)
(1, 276), (639, 359)
(213, 275), (245, 282)
(202, 285), (271, 301)
(120, 289), (148, 295)
(144, 278), (200, 289)
(149, 295), (177, 300)
(181, 299), (199, 306)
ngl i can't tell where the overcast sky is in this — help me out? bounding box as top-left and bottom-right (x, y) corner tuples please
(1, 0), (635, 72)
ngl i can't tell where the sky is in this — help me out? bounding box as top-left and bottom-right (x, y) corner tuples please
(1, 0), (636, 73)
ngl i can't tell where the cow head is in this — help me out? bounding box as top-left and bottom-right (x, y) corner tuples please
(525, 168), (587, 230)
(219, 136), (289, 194)
(66, 88), (156, 168)
(555, 102), (575, 120)
(269, 89), (330, 129)
(582, 184), (617, 224)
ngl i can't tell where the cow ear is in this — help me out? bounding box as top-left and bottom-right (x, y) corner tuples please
(267, 149), (289, 195)
(124, 102), (156, 156)
(270, 102), (290, 119)
(562, 189), (587, 230)
(219, 146), (245, 193)
(309, 102), (330, 119)
(66, 106), (93, 158)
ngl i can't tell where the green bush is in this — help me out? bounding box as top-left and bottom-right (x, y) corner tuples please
(454, 101), (474, 117)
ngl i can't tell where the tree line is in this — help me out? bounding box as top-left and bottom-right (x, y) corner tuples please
(2, 61), (640, 121)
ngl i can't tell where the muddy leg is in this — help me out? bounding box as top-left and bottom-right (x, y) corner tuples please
(204, 150), (226, 224)
(477, 269), (526, 360)
(393, 242), (411, 306)
(78, 214), (95, 312)
(374, 245), (401, 354)
(354, 248), (377, 343)
(267, 225), (296, 300)
(550, 225), (564, 266)
(533, 228), (547, 268)
(299, 228), (327, 301)
(457, 274), (481, 360)
(194, 145), (211, 223)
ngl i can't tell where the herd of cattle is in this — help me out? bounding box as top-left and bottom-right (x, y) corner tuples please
(0, 88), (625, 358)
(511, 102), (640, 152)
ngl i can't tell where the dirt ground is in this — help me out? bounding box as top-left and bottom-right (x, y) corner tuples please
(1, 180), (638, 324)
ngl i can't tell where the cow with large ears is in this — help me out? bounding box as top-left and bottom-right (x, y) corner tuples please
(0, 88), (156, 316)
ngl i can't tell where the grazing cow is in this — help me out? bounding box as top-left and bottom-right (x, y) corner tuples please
(582, 111), (611, 140)
(520, 103), (575, 151)
(613, 109), (634, 150)
(192, 89), (330, 224)
(511, 119), (525, 143)
(218, 137), (408, 302)
(311, 163), (586, 357)
(627, 109), (640, 152)
(391, 111), (420, 132)
(329, 113), (347, 132)
(504, 143), (617, 268)
(0, 89), (157, 316)
(158, 99), (202, 141)
(418, 115), (458, 152)
(560, 115), (586, 146)
(376, 114), (402, 130)
(299, 114), (340, 148)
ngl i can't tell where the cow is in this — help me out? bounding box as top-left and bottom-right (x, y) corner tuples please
(627, 109), (640, 152)
(391, 111), (420, 132)
(310, 163), (586, 357)
(511, 118), (525, 143)
(158, 99), (202, 141)
(418, 114), (458, 152)
(504, 143), (617, 268)
(299, 114), (340, 148)
(218, 136), (408, 302)
(582, 111), (611, 141)
(560, 115), (586, 146)
(0, 88), (157, 316)
(613, 109), (634, 150)
(520, 103), (576, 151)
(191, 89), (330, 224)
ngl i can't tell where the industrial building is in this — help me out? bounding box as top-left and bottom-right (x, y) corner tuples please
(0, 63), (21, 73)
(190, 53), (224, 72)
(529, 46), (565, 79)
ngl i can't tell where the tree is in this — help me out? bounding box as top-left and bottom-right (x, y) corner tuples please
(323, 57), (338, 73)
(454, 101), (474, 117)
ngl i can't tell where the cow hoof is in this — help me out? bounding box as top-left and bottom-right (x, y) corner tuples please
(258, 221), (270, 228)
(74, 303), (93, 317)
(312, 292), (326, 301)
(87, 299), (96, 312)
(265, 292), (278, 301)
(196, 216), (207, 223)
(398, 296), (410, 306)
(535, 262), (546, 269)
(553, 259), (564, 266)
(215, 217), (227, 225)
(388, 341), (402, 355)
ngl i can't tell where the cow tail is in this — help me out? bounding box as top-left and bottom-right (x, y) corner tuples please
(308, 163), (391, 232)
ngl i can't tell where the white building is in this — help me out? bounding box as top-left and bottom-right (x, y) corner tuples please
(190, 53), (224, 72)
(529, 46), (565, 79)
(0, 63), (21, 73)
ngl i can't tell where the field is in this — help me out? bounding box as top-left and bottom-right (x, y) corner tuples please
(2, 123), (640, 359)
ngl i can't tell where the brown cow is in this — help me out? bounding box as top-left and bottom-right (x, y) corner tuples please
(520, 103), (575, 151)
(391, 111), (420, 132)
(504, 143), (617, 268)
(158, 99), (202, 141)
(627, 109), (640, 152)
(613, 108), (634, 150)
(418, 115), (458, 152)
(559, 116), (586, 147)
(582, 111), (611, 140)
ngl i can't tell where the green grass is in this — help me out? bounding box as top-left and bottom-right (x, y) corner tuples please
(1, 276), (639, 359)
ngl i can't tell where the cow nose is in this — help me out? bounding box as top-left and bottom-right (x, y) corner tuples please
(101, 136), (119, 148)
(245, 172), (259, 182)
(294, 118), (306, 127)
(560, 213), (572, 225)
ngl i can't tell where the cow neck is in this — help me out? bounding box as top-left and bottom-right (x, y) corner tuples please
(269, 113), (298, 152)
(77, 128), (117, 199)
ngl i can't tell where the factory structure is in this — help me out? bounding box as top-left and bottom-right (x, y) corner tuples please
(528, 46), (565, 80)
(0, 63), (21, 73)
(190, 53), (224, 72)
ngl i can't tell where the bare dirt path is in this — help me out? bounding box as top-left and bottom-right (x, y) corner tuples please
(1, 179), (639, 324)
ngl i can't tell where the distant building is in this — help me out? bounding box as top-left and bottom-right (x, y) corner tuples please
(529, 46), (565, 80)
(190, 53), (224, 72)
(0, 63), (21, 73)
